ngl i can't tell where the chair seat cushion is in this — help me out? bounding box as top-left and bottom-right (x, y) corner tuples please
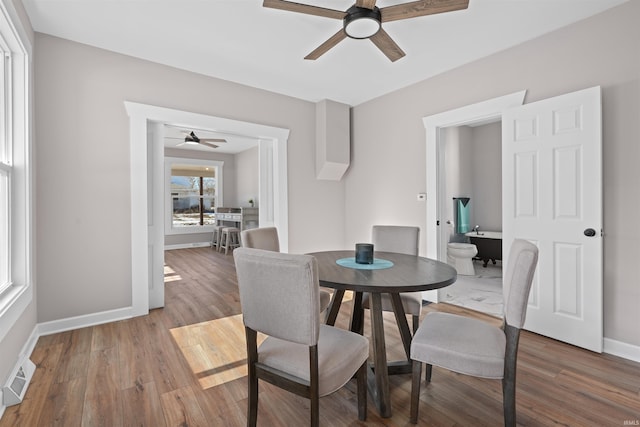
(411, 312), (506, 379)
(258, 325), (369, 396)
(362, 292), (422, 316)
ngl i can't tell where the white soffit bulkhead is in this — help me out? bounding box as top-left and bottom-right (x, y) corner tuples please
(316, 99), (350, 181)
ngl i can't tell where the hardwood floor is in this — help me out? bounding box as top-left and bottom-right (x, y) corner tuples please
(2, 247), (639, 426)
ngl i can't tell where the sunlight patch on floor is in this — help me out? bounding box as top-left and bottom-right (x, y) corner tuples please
(164, 265), (182, 282)
(170, 314), (264, 389)
(170, 290), (353, 389)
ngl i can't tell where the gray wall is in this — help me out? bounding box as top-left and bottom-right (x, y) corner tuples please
(234, 146), (259, 209)
(443, 123), (502, 240)
(444, 126), (473, 242)
(34, 34), (347, 323)
(470, 122), (502, 232)
(346, 1), (640, 346)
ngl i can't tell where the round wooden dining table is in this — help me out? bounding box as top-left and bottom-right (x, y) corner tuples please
(306, 250), (457, 418)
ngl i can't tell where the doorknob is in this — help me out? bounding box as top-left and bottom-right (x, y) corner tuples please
(584, 228), (597, 237)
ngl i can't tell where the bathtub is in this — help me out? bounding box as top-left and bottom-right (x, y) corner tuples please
(465, 231), (502, 267)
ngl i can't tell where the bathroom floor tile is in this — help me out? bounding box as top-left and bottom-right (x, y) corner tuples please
(442, 262), (503, 317)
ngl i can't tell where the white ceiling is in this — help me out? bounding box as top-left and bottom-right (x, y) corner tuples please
(23, 0), (626, 107)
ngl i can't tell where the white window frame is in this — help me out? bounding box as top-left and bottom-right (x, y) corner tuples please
(0, 46), (10, 294)
(164, 157), (224, 235)
(0, 0), (33, 342)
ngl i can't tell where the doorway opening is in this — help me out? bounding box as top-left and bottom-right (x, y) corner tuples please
(437, 121), (504, 317)
(422, 91), (526, 309)
(126, 102), (289, 316)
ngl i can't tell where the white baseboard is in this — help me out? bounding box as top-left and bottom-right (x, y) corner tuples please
(165, 242), (211, 251)
(37, 306), (133, 337)
(604, 337), (640, 363)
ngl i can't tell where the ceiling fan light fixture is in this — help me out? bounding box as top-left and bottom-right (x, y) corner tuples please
(344, 6), (381, 39)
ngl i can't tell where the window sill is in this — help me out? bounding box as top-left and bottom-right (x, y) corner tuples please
(0, 283), (32, 342)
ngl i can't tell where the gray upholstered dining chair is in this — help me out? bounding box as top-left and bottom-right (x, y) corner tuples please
(240, 226), (280, 252)
(409, 239), (538, 426)
(240, 227), (331, 313)
(362, 225), (422, 332)
(234, 248), (369, 427)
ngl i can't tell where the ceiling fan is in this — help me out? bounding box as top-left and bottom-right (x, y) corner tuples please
(168, 131), (227, 149)
(263, 0), (469, 62)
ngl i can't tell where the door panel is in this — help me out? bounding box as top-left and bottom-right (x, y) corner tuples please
(503, 86), (602, 352)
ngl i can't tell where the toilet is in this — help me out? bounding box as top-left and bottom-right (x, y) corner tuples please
(447, 242), (478, 276)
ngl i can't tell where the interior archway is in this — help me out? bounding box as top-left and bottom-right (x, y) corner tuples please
(125, 102), (289, 316)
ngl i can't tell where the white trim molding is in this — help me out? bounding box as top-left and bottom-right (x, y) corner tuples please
(124, 102), (289, 316)
(165, 242), (211, 251)
(37, 307), (133, 337)
(604, 338), (640, 363)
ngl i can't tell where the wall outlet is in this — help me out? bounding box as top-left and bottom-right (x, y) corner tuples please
(417, 193), (426, 201)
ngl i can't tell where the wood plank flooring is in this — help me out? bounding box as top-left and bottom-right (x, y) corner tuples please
(2, 247), (639, 426)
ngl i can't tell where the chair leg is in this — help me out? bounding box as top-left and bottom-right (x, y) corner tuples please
(245, 328), (259, 427)
(503, 324), (520, 427)
(412, 314), (420, 334)
(356, 362), (367, 421)
(247, 370), (258, 427)
(309, 346), (320, 427)
(503, 375), (516, 427)
(410, 360), (422, 424)
(425, 364), (432, 383)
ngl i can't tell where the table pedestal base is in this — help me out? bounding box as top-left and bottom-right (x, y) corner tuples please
(326, 290), (415, 418)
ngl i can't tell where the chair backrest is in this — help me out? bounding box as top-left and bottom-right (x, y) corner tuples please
(502, 239), (539, 329)
(233, 247), (320, 346)
(241, 227), (280, 252)
(372, 225), (420, 256)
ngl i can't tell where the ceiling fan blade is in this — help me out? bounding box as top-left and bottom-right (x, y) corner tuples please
(381, 0), (469, 23)
(200, 138), (227, 143)
(200, 141), (219, 149)
(305, 29), (348, 60)
(355, 0), (377, 9)
(263, 0), (345, 20)
(370, 29), (405, 62)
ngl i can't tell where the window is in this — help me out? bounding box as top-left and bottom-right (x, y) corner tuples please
(0, 0), (32, 340)
(0, 46), (9, 294)
(0, 163), (8, 294)
(165, 157), (223, 234)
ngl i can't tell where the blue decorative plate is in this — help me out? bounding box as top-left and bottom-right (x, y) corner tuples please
(336, 257), (394, 270)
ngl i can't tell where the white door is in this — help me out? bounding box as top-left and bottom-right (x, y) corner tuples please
(148, 122), (165, 309)
(502, 86), (602, 352)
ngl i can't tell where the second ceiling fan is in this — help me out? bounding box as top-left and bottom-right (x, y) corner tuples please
(168, 131), (227, 149)
(263, 0), (470, 62)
